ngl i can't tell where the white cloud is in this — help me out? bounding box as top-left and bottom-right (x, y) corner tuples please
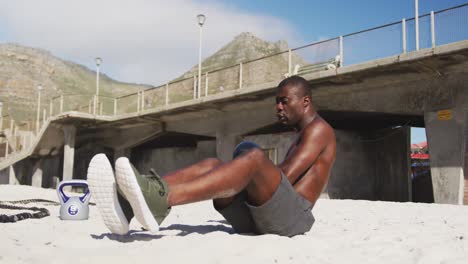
(0, 0), (299, 85)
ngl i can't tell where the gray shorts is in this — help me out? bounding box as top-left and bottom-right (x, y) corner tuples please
(215, 173), (314, 237)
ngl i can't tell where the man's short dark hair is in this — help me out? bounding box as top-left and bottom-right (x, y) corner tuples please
(277, 76), (311, 98)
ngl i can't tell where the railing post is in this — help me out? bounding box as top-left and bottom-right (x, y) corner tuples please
(239, 63), (243, 89)
(49, 101), (53, 117)
(430, 11), (436, 48)
(10, 120), (14, 134)
(137, 91), (141, 112)
(205, 72), (209, 96)
(60, 95), (64, 113)
(288, 49), (292, 75)
(165, 83), (169, 105)
(13, 125), (17, 149)
(43, 109), (46, 123)
(0, 115), (3, 131)
(339, 36), (344, 66)
(193, 75), (197, 99)
(141, 90), (145, 110)
(5, 141), (8, 158)
(114, 98), (117, 116)
(402, 18), (407, 53)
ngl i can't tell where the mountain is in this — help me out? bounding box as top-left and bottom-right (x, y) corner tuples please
(0, 33), (296, 122)
(0, 43), (148, 122)
(179, 32), (293, 80)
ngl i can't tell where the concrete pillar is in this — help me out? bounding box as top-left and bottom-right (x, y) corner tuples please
(31, 159), (43, 187)
(8, 165), (18, 185)
(424, 108), (466, 205)
(62, 125), (76, 182)
(0, 166), (9, 184)
(216, 129), (240, 162)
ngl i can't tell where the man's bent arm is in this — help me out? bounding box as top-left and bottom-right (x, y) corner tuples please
(279, 122), (330, 184)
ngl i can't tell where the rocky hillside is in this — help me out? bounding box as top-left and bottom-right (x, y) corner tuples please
(181, 32), (295, 78)
(0, 44), (148, 121)
(1, 33), (298, 122)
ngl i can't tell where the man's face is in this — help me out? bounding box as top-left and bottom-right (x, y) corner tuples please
(275, 85), (304, 126)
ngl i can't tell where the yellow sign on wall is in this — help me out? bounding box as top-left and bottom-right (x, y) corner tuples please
(437, 109), (452, 120)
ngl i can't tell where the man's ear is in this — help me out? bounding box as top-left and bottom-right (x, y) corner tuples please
(303, 95), (311, 107)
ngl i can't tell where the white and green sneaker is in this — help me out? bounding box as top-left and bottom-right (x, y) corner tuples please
(87, 154), (134, 235)
(115, 157), (171, 233)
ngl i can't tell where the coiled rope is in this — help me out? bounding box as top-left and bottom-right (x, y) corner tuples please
(0, 199), (58, 223)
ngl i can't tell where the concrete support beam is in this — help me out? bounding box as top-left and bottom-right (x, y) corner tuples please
(0, 167), (8, 184)
(31, 159), (43, 187)
(216, 129), (240, 162)
(425, 108), (466, 204)
(62, 125), (76, 182)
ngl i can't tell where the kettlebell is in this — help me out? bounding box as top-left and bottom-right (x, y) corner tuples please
(57, 180), (91, 220)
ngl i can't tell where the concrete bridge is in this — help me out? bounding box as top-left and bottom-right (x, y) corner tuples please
(1, 5), (467, 205)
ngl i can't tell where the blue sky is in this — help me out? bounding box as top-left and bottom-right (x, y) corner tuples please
(220, 0), (466, 144)
(222, 0), (467, 43)
(1, 0), (467, 143)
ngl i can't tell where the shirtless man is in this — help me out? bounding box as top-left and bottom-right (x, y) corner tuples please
(87, 75), (336, 237)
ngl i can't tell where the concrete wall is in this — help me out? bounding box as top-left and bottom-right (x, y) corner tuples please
(374, 126), (411, 202)
(131, 140), (216, 176)
(328, 130), (376, 199)
(244, 132), (296, 165)
(74, 143), (113, 181)
(328, 127), (411, 201)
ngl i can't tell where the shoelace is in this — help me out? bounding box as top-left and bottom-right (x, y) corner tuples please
(144, 168), (166, 197)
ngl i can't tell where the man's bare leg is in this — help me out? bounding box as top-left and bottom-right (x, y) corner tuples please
(167, 148), (281, 207)
(163, 158), (223, 186)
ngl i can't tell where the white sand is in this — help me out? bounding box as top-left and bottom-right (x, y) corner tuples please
(1, 184), (467, 264)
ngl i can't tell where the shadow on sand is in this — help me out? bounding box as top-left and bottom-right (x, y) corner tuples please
(161, 223), (235, 236)
(90, 230), (164, 242)
(91, 221), (236, 242)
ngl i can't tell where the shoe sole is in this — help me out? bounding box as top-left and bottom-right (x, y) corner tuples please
(115, 157), (160, 233)
(87, 154), (129, 235)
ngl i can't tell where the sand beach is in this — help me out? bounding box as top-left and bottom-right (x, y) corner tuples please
(0, 184), (467, 264)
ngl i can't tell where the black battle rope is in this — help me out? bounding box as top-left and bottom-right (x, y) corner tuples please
(0, 200), (52, 223)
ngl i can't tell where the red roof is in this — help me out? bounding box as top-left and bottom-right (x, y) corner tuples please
(411, 153), (429, 159)
(411, 141), (428, 149)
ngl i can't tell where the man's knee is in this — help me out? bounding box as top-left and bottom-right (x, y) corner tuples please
(243, 148), (268, 165)
(201, 158), (223, 169)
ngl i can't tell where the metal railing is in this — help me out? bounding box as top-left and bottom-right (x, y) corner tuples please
(1, 3), (467, 164)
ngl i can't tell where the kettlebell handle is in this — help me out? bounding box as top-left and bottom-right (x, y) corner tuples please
(57, 180), (90, 204)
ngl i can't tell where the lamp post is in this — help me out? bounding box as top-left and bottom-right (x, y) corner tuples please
(415, 0), (419, 50)
(36, 84), (43, 133)
(197, 14), (206, 99)
(95, 57), (102, 115)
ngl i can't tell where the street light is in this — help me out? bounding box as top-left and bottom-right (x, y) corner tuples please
(415, 0), (419, 50)
(196, 14), (206, 99)
(36, 84), (43, 133)
(95, 57), (102, 115)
